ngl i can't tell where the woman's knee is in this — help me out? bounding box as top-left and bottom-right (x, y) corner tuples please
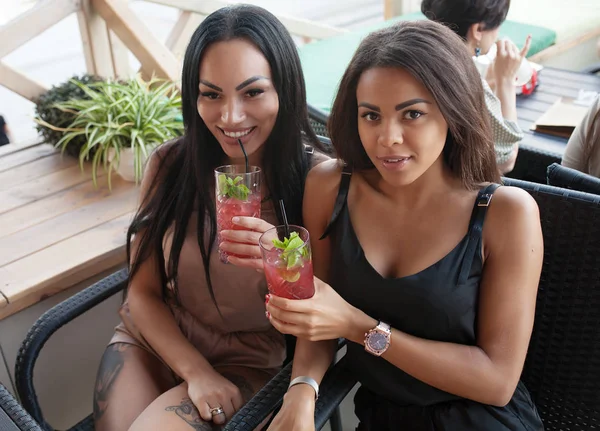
(128, 366), (276, 431)
(93, 343), (176, 431)
(128, 383), (220, 431)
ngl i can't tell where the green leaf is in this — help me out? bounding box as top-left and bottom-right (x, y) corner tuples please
(34, 73), (183, 188)
(286, 236), (304, 251)
(217, 174), (228, 195)
(286, 252), (300, 270)
(218, 175), (250, 200)
(271, 231), (308, 270)
(272, 238), (287, 249)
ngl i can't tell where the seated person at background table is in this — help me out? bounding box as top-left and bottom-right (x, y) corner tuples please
(265, 20), (544, 431)
(0, 115), (11, 147)
(422, 0), (531, 175)
(562, 95), (600, 178)
(92, 5), (328, 431)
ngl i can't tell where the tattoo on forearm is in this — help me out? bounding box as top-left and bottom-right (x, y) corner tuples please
(165, 398), (216, 430)
(221, 373), (256, 401)
(93, 343), (129, 421)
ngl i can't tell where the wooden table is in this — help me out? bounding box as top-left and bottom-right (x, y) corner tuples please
(0, 141), (139, 319)
(516, 67), (600, 154)
(510, 67), (600, 182)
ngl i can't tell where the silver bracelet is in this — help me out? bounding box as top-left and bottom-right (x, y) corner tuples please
(288, 376), (319, 399)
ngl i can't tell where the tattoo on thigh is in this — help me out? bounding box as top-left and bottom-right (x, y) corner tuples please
(165, 398), (215, 430)
(221, 373), (256, 401)
(93, 343), (129, 421)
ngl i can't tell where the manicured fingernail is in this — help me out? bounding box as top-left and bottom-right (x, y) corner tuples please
(265, 294), (271, 302)
(265, 311), (271, 319)
(232, 217), (240, 223)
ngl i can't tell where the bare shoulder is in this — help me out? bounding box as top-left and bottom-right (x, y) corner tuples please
(488, 185), (540, 221)
(483, 185), (542, 250)
(309, 147), (332, 168)
(303, 159), (345, 231)
(146, 138), (181, 175)
(305, 159), (345, 200)
(140, 138), (182, 200)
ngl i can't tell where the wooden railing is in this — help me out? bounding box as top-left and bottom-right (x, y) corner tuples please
(0, 0), (350, 103)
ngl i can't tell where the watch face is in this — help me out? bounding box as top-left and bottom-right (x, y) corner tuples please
(368, 332), (388, 351)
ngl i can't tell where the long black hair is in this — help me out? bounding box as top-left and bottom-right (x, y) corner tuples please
(126, 4), (321, 311)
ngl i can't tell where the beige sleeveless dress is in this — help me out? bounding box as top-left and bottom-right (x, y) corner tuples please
(109, 150), (329, 377)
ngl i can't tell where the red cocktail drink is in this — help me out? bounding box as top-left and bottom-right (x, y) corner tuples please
(215, 165), (261, 264)
(259, 225), (315, 299)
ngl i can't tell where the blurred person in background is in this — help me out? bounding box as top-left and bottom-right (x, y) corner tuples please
(422, 0), (531, 174)
(0, 115), (12, 146)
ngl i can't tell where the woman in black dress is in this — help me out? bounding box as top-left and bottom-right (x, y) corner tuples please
(265, 20), (544, 431)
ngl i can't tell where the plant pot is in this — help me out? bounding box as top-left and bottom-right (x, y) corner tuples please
(107, 147), (147, 183)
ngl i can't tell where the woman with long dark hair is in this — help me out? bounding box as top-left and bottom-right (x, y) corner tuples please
(266, 20), (543, 430)
(92, 5), (326, 431)
(421, 0), (531, 174)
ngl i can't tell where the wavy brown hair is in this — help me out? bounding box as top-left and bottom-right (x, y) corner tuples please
(328, 19), (500, 189)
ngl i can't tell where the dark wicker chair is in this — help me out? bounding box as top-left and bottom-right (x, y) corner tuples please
(308, 105), (330, 139)
(501, 178), (600, 430)
(546, 162), (600, 195)
(1, 383), (42, 431)
(15, 269), (129, 431)
(505, 145), (562, 185)
(15, 267), (349, 431)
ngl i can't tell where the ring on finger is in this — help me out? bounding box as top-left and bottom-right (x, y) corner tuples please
(209, 406), (225, 417)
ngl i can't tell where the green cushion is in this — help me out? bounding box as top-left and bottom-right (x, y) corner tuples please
(299, 12), (556, 113)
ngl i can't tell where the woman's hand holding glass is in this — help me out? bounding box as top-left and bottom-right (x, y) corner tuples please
(266, 276), (371, 342)
(219, 216), (274, 270)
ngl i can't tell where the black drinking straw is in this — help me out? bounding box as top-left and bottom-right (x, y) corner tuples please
(238, 138), (249, 173)
(279, 199), (290, 239)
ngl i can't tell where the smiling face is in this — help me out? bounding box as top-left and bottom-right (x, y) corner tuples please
(197, 38), (279, 162)
(356, 67), (449, 187)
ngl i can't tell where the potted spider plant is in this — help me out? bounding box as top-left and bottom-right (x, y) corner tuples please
(34, 74), (103, 158)
(41, 75), (183, 188)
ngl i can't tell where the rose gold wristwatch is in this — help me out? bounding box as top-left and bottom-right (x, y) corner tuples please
(364, 321), (391, 356)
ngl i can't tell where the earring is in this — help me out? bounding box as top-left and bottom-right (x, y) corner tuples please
(475, 46), (481, 57)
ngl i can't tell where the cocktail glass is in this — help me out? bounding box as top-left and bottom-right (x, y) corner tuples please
(259, 225), (315, 299)
(215, 165), (261, 263)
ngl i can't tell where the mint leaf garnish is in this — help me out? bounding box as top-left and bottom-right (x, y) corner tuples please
(286, 236), (304, 251)
(218, 174), (251, 200)
(272, 238), (287, 249)
(271, 231), (308, 270)
(286, 252), (300, 270)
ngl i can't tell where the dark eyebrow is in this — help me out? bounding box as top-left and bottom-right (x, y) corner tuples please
(357, 98), (432, 112)
(357, 102), (380, 112)
(199, 80), (222, 92)
(236, 76), (269, 91)
(395, 98), (431, 111)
